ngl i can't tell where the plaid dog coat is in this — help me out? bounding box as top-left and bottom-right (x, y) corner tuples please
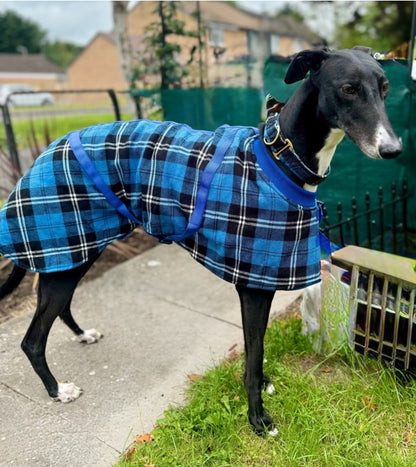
(0, 119), (321, 290)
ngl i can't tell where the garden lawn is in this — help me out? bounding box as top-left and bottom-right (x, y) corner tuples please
(117, 317), (416, 467)
(5, 113), (132, 148)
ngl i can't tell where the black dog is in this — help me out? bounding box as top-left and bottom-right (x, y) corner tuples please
(0, 47), (402, 436)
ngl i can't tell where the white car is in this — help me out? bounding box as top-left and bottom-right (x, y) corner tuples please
(0, 84), (55, 107)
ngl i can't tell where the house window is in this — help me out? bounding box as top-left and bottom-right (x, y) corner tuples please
(270, 34), (280, 54)
(293, 39), (303, 53)
(210, 27), (224, 47)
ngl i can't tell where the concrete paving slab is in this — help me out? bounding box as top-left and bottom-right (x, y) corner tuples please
(0, 244), (300, 466)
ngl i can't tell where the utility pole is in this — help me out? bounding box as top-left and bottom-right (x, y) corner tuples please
(112, 1), (133, 86)
(196, 1), (204, 88)
(159, 1), (169, 89)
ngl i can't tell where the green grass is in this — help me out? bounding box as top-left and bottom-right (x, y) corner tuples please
(2, 113), (132, 149)
(0, 108), (163, 151)
(117, 317), (416, 466)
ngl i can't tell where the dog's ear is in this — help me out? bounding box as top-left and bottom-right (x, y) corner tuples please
(353, 45), (373, 55)
(284, 49), (330, 84)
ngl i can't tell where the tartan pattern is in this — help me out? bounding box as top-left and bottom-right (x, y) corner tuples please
(0, 119), (321, 290)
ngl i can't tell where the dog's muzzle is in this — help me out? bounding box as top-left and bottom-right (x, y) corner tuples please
(379, 137), (402, 159)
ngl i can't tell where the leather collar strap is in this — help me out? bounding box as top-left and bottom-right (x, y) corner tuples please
(262, 113), (330, 186)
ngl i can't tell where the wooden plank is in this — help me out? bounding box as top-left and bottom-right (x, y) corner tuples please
(332, 245), (416, 287)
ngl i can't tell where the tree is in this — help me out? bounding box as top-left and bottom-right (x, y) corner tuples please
(0, 10), (81, 70)
(276, 5), (305, 24)
(0, 10), (46, 53)
(334, 1), (413, 52)
(44, 41), (82, 69)
(139, 1), (200, 89)
(148, 1), (185, 88)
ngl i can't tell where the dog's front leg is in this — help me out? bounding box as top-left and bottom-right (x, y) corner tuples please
(236, 285), (277, 436)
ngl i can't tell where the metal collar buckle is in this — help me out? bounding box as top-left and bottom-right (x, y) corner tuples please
(263, 124), (294, 160)
(272, 138), (293, 160)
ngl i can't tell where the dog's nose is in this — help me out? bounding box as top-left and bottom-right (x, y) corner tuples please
(379, 139), (402, 159)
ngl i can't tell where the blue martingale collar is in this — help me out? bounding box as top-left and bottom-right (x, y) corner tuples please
(263, 113), (330, 186)
(253, 137), (317, 208)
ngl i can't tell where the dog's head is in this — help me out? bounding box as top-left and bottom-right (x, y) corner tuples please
(285, 47), (402, 160)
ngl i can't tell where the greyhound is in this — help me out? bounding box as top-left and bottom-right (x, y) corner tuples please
(0, 47), (402, 436)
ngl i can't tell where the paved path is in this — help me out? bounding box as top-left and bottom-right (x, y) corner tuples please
(0, 244), (300, 466)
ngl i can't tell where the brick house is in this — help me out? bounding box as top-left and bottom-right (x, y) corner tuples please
(0, 53), (65, 90)
(67, 1), (318, 91)
(67, 33), (127, 91)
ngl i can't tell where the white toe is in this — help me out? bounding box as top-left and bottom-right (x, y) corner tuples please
(77, 329), (102, 344)
(269, 427), (279, 437)
(56, 382), (83, 403)
(266, 383), (276, 395)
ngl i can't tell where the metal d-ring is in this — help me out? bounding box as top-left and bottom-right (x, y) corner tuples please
(263, 124), (280, 146)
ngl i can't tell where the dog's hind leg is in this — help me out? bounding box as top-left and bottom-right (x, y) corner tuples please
(236, 285), (277, 436)
(0, 265), (26, 298)
(21, 258), (97, 402)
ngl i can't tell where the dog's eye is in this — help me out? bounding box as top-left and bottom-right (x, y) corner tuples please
(341, 84), (356, 95)
(382, 81), (389, 97)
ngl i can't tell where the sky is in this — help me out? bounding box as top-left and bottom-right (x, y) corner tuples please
(0, 1), (115, 46)
(0, 1), (293, 47)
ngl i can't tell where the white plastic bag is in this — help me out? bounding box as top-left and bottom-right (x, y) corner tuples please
(300, 260), (349, 354)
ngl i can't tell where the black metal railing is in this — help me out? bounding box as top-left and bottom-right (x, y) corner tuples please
(0, 89), (124, 178)
(320, 180), (410, 255)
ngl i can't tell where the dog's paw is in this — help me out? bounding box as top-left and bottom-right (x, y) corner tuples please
(268, 427), (279, 437)
(262, 375), (276, 395)
(77, 329), (103, 344)
(249, 409), (277, 437)
(55, 382), (83, 403)
(265, 382), (276, 395)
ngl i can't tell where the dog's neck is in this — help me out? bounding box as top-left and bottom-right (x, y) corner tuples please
(278, 78), (344, 192)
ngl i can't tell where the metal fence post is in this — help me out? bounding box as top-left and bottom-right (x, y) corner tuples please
(1, 104), (21, 177)
(107, 89), (121, 121)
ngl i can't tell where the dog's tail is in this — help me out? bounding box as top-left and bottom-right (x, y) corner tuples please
(0, 264), (26, 299)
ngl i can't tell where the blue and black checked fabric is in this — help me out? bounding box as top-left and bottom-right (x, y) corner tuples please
(0, 119), (321, 290)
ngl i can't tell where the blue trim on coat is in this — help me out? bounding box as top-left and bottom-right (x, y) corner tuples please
(253, 138), (317, 208)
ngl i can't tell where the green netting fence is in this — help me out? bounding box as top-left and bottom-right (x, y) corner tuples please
(162, 87), (263, 130)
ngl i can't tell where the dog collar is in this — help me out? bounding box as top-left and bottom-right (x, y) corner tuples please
(262, 114), (330, 186)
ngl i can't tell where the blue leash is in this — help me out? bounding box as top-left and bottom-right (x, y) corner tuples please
(317, 203), (341, 255)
